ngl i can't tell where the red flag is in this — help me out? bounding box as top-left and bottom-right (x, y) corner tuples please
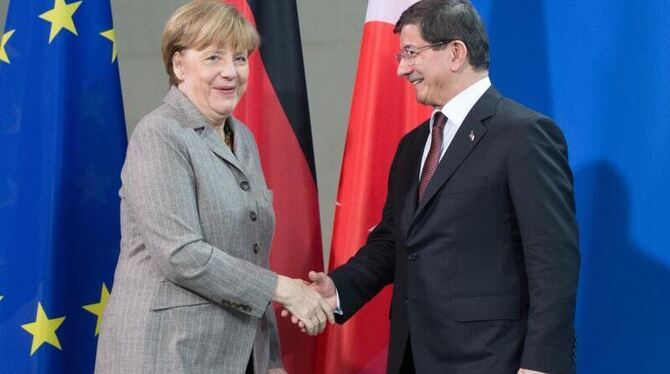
(316, 1), (430, 373)
(226, 1), (324, 373)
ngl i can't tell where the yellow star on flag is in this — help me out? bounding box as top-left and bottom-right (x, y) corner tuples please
(1, 29), (15, 64)
(99, 29), (117, 63)
(82, 283), (110, 336)
(20, 303), (66, 355)
(39, 0), (83, 44)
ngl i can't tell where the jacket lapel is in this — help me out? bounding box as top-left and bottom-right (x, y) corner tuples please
(228, 117), (253, 172)
(399, 122), (430, 239)
(163, 86), (245, 174)
(200, 124), (245, 174)
(412, 87), (501, 222)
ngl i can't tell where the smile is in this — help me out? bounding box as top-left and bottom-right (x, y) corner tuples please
(408, 75), (423, 85)
(214, 86), (236, 94)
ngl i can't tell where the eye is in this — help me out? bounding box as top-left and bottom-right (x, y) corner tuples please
(234, 55), (248, 64)
(206, 55), (222, 63)
(399, 47), (417, 60)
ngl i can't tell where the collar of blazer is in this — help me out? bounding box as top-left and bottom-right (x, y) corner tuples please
(410, 86), (502, 225)
(162, 86), (247, 175)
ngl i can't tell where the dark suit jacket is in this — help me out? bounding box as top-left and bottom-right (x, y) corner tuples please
(330, 87), (579, 374)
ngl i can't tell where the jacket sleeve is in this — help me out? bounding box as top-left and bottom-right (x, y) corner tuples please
(507, 114), (580, 373)
(259, 240), (283, 369)
(123, 120), (277, 319)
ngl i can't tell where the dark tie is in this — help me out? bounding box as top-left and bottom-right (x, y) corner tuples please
(418, 111), (447, 202)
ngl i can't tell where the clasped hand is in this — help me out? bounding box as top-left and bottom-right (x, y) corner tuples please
(273, 275), (334, 335)
(279, 271), (338, 335)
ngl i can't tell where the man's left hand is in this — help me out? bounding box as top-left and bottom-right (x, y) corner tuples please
(269, 368), (288, 374)
(518, 369), (548, 374)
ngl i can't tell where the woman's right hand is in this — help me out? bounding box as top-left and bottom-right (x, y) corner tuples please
(273, 275), (334, 335)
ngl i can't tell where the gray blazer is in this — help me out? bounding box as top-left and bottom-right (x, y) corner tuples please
(95, 87), (281, 374)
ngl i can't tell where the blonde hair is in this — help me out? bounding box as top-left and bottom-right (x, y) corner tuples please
(161, 0), (260, 86)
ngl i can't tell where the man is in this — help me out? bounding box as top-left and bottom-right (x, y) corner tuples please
(309, 0), (579, 373)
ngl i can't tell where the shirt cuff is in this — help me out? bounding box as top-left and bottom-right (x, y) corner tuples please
(334, 290), (343, 315)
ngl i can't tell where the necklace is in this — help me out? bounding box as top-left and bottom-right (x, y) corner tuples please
(223, 121), (234, 147)
(214, 122), (234, 148)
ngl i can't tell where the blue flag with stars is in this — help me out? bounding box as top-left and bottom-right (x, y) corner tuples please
(0, 0), (126, 371)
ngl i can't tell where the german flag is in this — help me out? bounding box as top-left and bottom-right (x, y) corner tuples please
(226, 1), (324, 373)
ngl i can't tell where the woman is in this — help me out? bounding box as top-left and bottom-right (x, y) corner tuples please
(95, 2), (332, 373)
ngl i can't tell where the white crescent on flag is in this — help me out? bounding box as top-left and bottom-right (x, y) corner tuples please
(365, 0), (420, 24)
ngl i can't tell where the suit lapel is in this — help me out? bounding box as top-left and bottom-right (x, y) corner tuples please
(399, 122), (430, 239)
(163, 86), (246, 174)
(200, 125), (245, 174)
(228, 117), (253, 172)
(412, 87), (501, 222)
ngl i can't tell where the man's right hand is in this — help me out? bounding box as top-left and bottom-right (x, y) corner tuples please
(306, 271), (337, 310)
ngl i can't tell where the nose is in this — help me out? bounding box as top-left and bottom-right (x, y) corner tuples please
(396, 58), (412, 77)
(219, 58), (236, 79)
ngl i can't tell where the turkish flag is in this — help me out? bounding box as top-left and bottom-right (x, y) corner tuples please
(226, 1), (324, 373)
(316, 1), (430, 373)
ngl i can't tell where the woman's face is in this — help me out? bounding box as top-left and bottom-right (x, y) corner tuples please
(173, 45), (249, 124)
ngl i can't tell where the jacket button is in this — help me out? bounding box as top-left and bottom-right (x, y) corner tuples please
(240, 181), (250, 191)
(408, 252), (417, 261)
(253, 243), (260, 254)
(249, 211), (258, 221)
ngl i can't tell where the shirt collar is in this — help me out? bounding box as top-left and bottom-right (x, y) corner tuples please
(433, 76), (491, 126)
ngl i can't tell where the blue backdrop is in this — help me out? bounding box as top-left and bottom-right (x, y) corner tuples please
(474, 1), (670, 372)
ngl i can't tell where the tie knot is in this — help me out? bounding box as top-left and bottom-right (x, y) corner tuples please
(432, 111), (447, 130)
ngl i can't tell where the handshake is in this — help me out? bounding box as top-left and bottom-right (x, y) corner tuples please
(272, 271), (337, 336)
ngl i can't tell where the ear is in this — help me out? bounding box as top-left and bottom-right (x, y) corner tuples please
(172, 51), (185, 81)
(449, 40), (469, 71)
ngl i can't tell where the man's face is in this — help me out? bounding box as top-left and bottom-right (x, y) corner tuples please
(397, 24), (452, 108)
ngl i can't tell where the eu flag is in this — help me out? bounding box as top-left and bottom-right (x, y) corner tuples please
(0, 0), (126, 372)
